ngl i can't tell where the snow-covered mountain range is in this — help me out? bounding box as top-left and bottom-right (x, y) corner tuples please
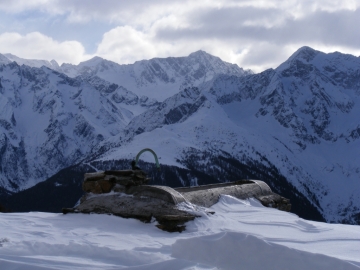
(0, 51), (249, 189)
(0, 47), (359, 224)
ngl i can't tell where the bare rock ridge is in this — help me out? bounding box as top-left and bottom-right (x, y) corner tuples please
(64, 170), (291, 232)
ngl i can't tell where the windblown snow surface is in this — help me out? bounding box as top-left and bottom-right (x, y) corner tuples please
(1, 196), (359, 270)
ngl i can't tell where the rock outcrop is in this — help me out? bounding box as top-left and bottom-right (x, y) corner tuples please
(63, 170), (290, 232)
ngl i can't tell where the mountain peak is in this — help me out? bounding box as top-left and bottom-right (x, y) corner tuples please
(189, 50), (210, 56)
(287, 46), (320, 63)
(3, 53), (17, 58)
(0, 53), (60, 69)
(0, 53), (11, 65)
(79, 56), (105, 67)
(188, 50), (219, 61)
(50, 59), (59, 68)
(276, 46), (321, 72)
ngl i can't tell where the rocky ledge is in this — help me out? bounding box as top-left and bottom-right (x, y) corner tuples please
(63, 170), (291, 232)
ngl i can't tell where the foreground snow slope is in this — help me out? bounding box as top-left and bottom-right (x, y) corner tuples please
(0, 196), (359, 270)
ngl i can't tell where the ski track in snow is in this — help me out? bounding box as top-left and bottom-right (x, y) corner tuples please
(0, 196), (359, 270)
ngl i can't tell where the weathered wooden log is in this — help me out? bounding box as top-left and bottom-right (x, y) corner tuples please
(84, 172), (106, 182)
(82, 180), (102, 193)
(98, 180), (115, 193)
(74, 171), (292, 232)
(75, 193), (199, 227)
(257, 194), (291, 212)
(82, 170), (149, 193)
(104, 175), (135, 186)
(175, 180), (271, 208)
(127, 185), (187, 205)
(104, 170), (133, 176)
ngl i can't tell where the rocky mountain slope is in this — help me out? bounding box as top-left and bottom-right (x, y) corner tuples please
(89, 47), (360, 224)
(0, 51), (249, 190)
(0, 63), (130, 189)
(0, 47), (359, 224)
(59, 50), (251, 101)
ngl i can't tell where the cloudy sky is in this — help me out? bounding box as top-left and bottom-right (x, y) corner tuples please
(0, 0), (359, 73)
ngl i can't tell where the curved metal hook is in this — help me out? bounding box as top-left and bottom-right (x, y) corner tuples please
(135, 148), (161, 171)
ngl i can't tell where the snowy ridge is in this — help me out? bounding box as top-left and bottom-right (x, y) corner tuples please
(3, 51), (251, 102)
(3, 53), (60, 70)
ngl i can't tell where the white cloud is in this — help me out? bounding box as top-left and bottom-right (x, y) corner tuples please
(95, 26), (158, 63)
(0, 0), (360, 72)
(0, 32), (89, 64)
(94, 25), (205, 64)
(93, 25), (273, 72)
(0, 0), (51, 12)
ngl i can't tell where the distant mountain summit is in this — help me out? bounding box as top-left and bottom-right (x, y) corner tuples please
(59, 51), (251, 101)
(1, 51), (251, 101)
(2, 53), (60, 70)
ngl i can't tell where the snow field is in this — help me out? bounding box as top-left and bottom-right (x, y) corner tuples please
(0, 195), (359, 269)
